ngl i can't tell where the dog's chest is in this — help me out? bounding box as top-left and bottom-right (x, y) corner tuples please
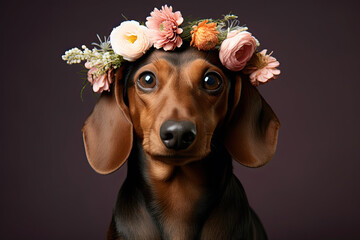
(149, 167), (206, 239)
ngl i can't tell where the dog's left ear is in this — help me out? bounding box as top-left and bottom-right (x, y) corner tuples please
(225, 75), (280, 167)
(82, 68), (133, 174)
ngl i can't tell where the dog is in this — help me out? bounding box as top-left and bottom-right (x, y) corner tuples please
(82, 46), (280, 240)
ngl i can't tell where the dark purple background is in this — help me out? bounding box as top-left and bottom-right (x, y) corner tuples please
(1, 0), (359, 239)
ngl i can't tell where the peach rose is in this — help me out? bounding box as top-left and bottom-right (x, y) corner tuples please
(219, 30), (257, 71)
(110, 21), (152, 62)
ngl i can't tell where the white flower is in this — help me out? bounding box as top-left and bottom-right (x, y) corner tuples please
(110, 20), (152, 62)
(62, 47), (85, 64)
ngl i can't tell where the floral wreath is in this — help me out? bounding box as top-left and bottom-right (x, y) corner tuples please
(62, 5), (280, 94)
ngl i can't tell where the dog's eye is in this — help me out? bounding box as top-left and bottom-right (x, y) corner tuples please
(202, 73), (222, 92)
(138, 72), (157, 90)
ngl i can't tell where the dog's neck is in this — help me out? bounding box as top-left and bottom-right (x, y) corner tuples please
(127, 137), (233, 239)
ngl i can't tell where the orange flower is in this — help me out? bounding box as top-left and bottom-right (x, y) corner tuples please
(190, 20), (219, 51)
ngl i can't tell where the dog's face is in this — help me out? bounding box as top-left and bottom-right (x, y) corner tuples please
(126, 48), (231, 165)
(82, 46), (280, 174)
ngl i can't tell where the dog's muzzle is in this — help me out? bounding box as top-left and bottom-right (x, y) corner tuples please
(160, 120), (197, 150)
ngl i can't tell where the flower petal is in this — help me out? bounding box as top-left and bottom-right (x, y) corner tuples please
(145, 5), (183, 51)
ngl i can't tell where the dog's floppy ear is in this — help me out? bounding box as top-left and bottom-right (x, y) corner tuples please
(82, 68), (133, 174)
(225, 75), (280, 167)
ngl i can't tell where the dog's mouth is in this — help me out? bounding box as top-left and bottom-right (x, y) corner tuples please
(146, 152), (208, 166)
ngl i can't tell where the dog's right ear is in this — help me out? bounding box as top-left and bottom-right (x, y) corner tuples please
(82, 68), (133, 174)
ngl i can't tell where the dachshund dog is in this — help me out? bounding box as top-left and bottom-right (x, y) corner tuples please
(82, 46), (280, 240)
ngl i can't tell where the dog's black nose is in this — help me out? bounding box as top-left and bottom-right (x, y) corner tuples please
(160, 120), (197, 150)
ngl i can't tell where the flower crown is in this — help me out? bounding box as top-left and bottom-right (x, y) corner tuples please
(62, 5), (280, 93)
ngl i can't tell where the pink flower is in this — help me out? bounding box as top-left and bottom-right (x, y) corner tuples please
(244, 49), (280, 86)
(219, 30), (257, 71)
(146, 5), (183, 51)
(85, 62), (114, 92)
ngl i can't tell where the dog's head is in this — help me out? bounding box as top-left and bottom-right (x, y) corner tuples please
(82, 47), (280, 174)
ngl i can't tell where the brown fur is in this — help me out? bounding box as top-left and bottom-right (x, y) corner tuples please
(82, 46), (280, 239)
